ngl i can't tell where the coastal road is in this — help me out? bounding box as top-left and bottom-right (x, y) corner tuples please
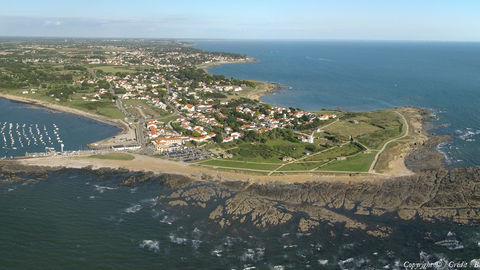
(368, 111), (409, 173)
(137, 118), (146, 147)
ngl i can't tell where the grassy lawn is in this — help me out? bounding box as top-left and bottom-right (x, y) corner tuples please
(279, 161), (327, 171)
(227, 155), (284, 163)
(356, 111), (404, 149)
(88, 153), (135, 160)
(157, 114), (179, 123)
(317, 151), (377, 172)
(324, 120), (380, 137)
(304, 143), (364, 162)
(198, 159), (281, 171)
(264, 139), (323, 159)
(69, 100), (124, 119)
(225, 139), (323, 163)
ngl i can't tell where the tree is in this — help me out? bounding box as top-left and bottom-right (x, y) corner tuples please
(213, 133), (223, 143)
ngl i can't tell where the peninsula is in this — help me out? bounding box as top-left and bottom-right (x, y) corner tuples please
(0, 39), (423, 181)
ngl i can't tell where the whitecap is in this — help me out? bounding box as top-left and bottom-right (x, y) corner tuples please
(160, 215), (175, 224)
(338, 258), (354, 270)
(7, 188), (15, 192)
(318, 259), (328, 266)
(151, 209), (165, 218)
(139, 240), (159, 252)
(169, 234), (188, 245)
(241, 248), (256, 261)
(125, 204), (142, 213)
(89, 196), (95, 199)
(211, 249), (223, 257)
(310, 243), (322, 251)
(241, 247), (265, 262)
(192, 227), (202, 238)
(94, 184), (118, 193)
(192, 239), (202, 249)
(436, 142), (453, 164)
(272, 265), (284, 270)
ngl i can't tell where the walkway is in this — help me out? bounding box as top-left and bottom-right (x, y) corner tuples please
(368, 111), (409, 173)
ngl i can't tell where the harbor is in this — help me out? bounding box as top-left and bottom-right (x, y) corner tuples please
(1, 121), (64, 158)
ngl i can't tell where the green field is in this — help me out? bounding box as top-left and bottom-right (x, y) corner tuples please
(89, 153), (135, 160)
(318, 151), (377, 172)
(226, 139), (324, 163)
(323, 110), (404, 150)
(356, 111), (404, 149)
(303, 143), (364, 162)
(70, 100), (124, 119)
(90, 65), (139, 74)
(279, 161), (327, 171)
(323, 117), (380, 137)
(157, 114), (179, 123)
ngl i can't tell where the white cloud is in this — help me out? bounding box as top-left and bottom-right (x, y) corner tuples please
(44, 19), (62, 26)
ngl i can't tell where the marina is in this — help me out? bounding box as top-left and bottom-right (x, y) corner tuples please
(0, 121), (64, 156)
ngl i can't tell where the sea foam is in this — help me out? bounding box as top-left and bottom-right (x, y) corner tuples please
(125, 204), (142, 213)
(139, 240), (159, 252)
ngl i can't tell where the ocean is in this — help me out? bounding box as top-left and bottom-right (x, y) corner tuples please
(195, 40), (480, 168)
(2, 41), (480, 269)
(2, 170), (480, 269)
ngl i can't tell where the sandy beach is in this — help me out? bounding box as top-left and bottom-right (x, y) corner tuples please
(17, 153), (391, 184)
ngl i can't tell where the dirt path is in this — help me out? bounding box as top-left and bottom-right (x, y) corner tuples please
(368, 111), (409, 173)
(267, 142), (349, 176)
(317, 118), (339, 132)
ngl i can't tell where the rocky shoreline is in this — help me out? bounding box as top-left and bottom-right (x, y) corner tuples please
(2, 139), (480, 238)
(2, 107), (479, 238)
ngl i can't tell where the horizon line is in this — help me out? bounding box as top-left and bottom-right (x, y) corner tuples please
(1, 35), (480, 43)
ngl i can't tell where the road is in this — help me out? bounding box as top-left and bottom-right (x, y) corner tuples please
(368, 111), (409, 173)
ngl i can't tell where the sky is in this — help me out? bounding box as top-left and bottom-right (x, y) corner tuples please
(0, 0), (479, 41)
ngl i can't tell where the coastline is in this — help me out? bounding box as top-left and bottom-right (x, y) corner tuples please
(198, 57), (288, 102)
(0, 54), (439, 180)
(13, 106), (432, 183)
(196, 57), (258, 69)
(0, 88), (434, 181)
(5, 101), (477, 233)
(0, 92), (131, 148)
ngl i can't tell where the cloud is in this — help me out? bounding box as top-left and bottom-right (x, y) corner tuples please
(44, 20), (62, 26)
(0, 15), (227, 38)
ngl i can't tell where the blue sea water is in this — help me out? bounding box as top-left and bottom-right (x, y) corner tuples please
(0, 98), (120, 157)
(195, 40), (480, 168)
(2, 171), (480, 269)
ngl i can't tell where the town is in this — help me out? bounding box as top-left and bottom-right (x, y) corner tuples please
(0, 39), (408, 174)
